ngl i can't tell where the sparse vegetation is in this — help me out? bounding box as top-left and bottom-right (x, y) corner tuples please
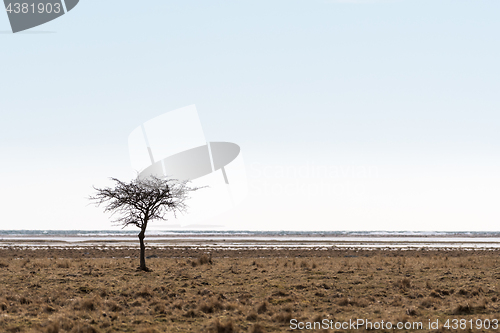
(0, 248), (499, 332)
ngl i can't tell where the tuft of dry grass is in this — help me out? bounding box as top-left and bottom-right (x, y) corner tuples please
(105, 300), (122, 312)
(199, 253), (213, 265)
(199, 298), (223, 314)
(70, 324), (99, 333)
(75, 297), (100, 311)
(138, 329), (159, 333)
(249, 323), (265, 333)
(43, 321), (60, 333)
(19, 296), (32, 305)
(419, 297), (436, 308)
(256, 301), (268, 314)
(406, 307), (418, 316)
(190, 253), (213, 267)
(274, 311), (293, 323)
(56, 260), (71, 268)
(396, 277), (412, 289)
(207, 318), (236, 333)
(136, 286), (152, 298)
(454, 303), (472, 314)
(246, 311), (258, 321)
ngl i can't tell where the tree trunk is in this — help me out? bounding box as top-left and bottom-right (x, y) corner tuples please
(138, 228), (147, 271)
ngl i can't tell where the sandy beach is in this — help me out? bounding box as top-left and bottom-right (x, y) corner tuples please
(1, 242), (499, 333)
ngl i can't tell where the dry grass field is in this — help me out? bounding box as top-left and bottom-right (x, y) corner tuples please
(0, 248), (499, 332)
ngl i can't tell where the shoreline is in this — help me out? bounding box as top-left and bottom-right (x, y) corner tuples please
(1, 245), (500, 260)
(2, 235), (500, 251)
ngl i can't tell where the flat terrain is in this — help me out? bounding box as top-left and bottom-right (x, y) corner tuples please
(1, 247), (500, 332)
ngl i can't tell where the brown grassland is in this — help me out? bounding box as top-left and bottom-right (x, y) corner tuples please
(0, 247), (499, 332)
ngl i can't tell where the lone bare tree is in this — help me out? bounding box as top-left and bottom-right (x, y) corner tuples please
(90, 176), (200, 271)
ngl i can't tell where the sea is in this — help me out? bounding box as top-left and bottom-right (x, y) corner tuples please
(1, 230), (500, 249)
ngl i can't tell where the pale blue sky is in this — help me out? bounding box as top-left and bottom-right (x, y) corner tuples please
(1, 0), (499, 230)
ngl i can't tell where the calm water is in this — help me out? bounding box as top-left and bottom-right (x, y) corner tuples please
(2, 230), (500, 237)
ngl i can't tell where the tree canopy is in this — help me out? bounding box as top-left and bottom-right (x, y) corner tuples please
(90, 176), (200, 270)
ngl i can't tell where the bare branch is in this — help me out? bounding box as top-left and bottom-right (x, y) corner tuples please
(89, 176), (202, 228)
